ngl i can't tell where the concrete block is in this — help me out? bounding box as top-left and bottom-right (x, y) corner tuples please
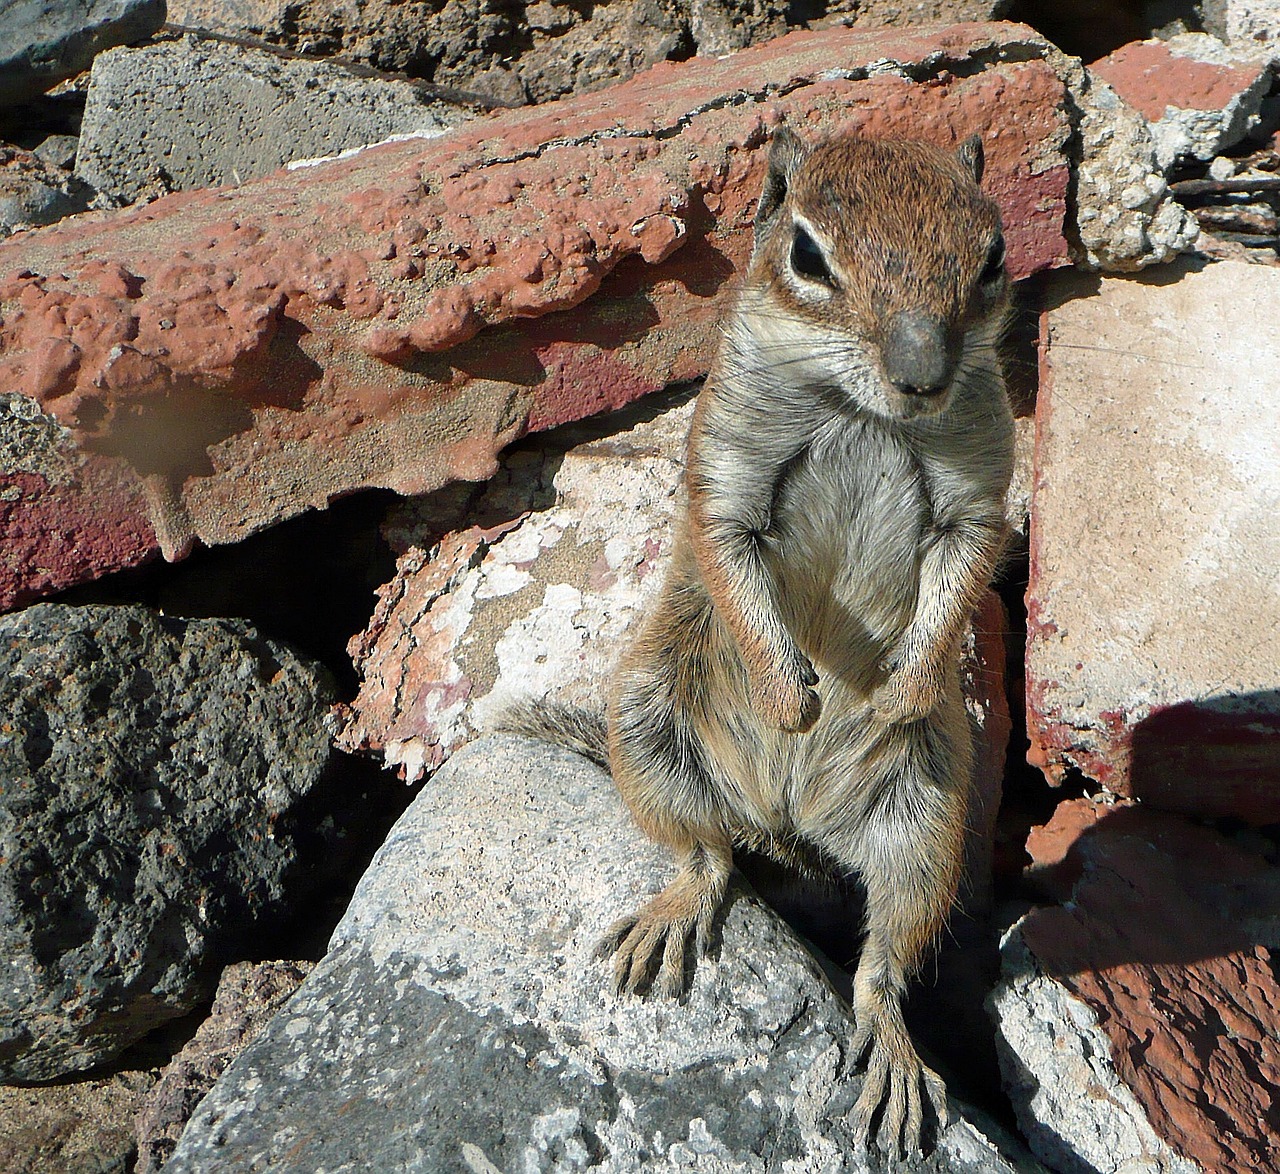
(1027, 260), (1280, 822)
(76, 34), (471, 203)
(1091, 33), (1273, 169)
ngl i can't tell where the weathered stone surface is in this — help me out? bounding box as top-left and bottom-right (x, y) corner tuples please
(854, 0), (1011, 23)
(166, 735), (1037, 1173)
(0, 1068), (156, 1174)
(0, 0), (165, 106)
(992, 798), (1280, 1174)
(1203, 0), (1280, 57)
(0, 145), (96, 236)
(1064, 63), (1201, 269)
(0, 393), (160, 611)
(0, 21), (1077, 611)
(0, 603), (341, 1081)
(1091, 33), (1274, 169)
(338, 392), (695, 782)
(134, 960), (314, 1174)
(76, 35), (473, 205)
(990, 920), (1200, 1174)
(1027, 260), (1280, 820)
(338, 393), (1011, 915)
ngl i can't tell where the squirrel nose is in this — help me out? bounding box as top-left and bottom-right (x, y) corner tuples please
(883, 311), (952, 397)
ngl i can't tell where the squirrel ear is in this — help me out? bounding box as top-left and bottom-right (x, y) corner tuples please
(957, 134), (984, 184)
(755, 126), (808, 237)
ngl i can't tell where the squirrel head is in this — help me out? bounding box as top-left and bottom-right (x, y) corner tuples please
(741, 127), (1008, 421)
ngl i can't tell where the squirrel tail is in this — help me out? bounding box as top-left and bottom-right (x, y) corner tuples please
(493, 697), (610, 770)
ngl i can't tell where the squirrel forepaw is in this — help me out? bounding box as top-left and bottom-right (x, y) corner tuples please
(870, 664), (940, 724)
(751, 654), (820, 733)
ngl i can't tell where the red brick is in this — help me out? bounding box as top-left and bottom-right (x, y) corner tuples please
(0, 22), (1074, 609)
(1017, 798), (1280, 1174)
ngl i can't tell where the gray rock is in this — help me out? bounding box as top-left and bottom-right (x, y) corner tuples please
(0, 0), (165, 107)
(135, 959), (314, 1173)
(988, 920), (1200, 1174)
(0, 603), (341, 1082)
(0, 144), (94, 235)
(75, 34), (472, 204)
(33, 133), (80, 170)
(167, 735), (1039, 1173)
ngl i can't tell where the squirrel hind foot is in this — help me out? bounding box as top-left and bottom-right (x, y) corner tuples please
(595, 845), (730, 999)
(846, 1003), (950, 1158)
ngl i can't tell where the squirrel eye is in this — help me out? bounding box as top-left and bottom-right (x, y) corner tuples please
(980, 236), (1006, 286)
(790, 226), (835, 286)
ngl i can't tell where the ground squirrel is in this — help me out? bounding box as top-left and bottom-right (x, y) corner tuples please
(505, 126), (1013, 1156)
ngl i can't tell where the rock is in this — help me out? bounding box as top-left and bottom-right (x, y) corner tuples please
(1063, 63), (1201, 269)
(32, 134), (80, 171)
(852, 0), (1012, 23)
(0, 603), (342, 1082)
(0, 21), (1077, 611)
(76, 34), (474, 205)
(1026, 260), (1280, 821)
(0, 0), (165, 107)
(0, 144), (95, 236)
(1203, 0), (1280, 57)
(0, 393), (160, 614)
(337, 393), (1011, 911)
(1090, 33), (1274, 170)
(990, 798), (1280, 1174)
(134, 960), (314, 1173)
(0, 1068), (156, 1174)
(166, 0), (765, 106)
(165, 0), (813, 106)
(337, 392), (695, 783)
(165, 735), (1037, 1172)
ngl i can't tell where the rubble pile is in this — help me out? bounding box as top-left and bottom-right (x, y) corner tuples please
(1, 1), (1278, 1170)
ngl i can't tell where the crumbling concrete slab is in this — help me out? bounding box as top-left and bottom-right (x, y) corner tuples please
(1027, 259), (1280, 822)
(76, 34), (473, 204)
(1091, 33), (1274, 169)
(1203, 0), (1280, 59)
(0, 21), (1080, 611)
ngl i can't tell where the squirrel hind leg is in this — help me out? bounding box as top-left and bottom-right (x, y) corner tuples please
(810, 717), (969, 1157)
(595, 839), (733, 1000)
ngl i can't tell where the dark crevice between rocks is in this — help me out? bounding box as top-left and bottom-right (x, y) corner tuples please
(51, 489), (402, 702)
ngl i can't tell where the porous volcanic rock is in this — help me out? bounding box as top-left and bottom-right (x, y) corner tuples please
(0, 0), (165, 106)
(165, 735), (1038, 1173)
(338, 391), (1011, 905)
(1027, 260), (1280, 821)
(0, 603), (340, 1082)
(1091, 33), (1274, 169)
(134, 960), (314, 1173)
(991, 798), (1280, 1174)
(0, 20), (1080, 612)
(76, 34), (474, 205)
